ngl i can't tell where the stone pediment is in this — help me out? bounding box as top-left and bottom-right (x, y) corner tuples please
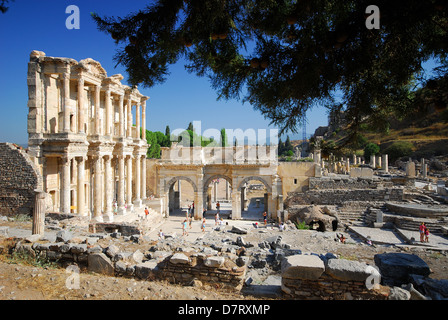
(78, 58), (107, 77)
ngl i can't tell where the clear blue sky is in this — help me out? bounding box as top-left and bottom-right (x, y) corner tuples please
(0, 0), (331, 146)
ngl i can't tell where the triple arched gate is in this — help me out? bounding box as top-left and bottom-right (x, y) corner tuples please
(158, 166), (283, 221)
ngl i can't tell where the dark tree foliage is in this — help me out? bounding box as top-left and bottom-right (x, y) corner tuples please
(0, 0), (14, 13)
(92, 0), (448, 140)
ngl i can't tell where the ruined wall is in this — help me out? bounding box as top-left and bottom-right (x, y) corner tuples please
(282, 272), (387, 300)
(0, 143), (42, 216)
(156, 252), (246, 290)
(146, 158), (159, 197)
(285, 188), (404, 206)
(278, 162), (315, 197)
(281, 255), (388, 300)
(308, 177), (394, 190)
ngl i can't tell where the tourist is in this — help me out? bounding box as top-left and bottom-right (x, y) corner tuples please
(263, 211), (267, 226)
(336, 233), (346, 244)
(144, 207), (150, 219)
(189, 215), (192, 229)
(187, 205), (191, 218)
(215, 212), (219, 225)
(191, 201), (195, 215)
(182, 219), (188, 236)
(216, 201), (220, 213)
(425, 226), (430, 242)
(201, 218), (206, 233)
(279, 222), (285, 232)
(419, 222), (426, 242)
(158, 229), (164, 240)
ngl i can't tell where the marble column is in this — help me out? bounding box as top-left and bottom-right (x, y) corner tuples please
(119, 95), (125, 137)
(134, 155), (142, 207)
(126, 155), (133, 211)
(60, 156), (71, 214)
(194, 174), (203, 220)
(94, 85), (101, 135)
(62, 72), (71, 133)
(127, 99), (132, 138)
(93, 156), (103, 222)
(32, 190), (46, 236)
(382, 154), (389, 173)
(104, 155), (113, 221)
(77, 77), (85, 133)
(77, 156), (86, 216)
(231, 179), (241, 220)
(135, 102), (140, 140)
(105, 88), (112, 136)
(141, 99), (146, 140)
(141, 155), (146, 200)
(117, 155), (126, 215)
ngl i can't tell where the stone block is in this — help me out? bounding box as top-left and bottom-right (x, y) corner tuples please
(70, 244), (87, 254)
(135, 261), (159, 280)
(0, 226), (9, 236)
(374, 253), (430, 286)
(325, 258), (372, 282)
(170, 253), (190, 265)
(56, 230), (73, 243)
(230, 225), (248, 234)
(204, 256), (225, 268)
(88, 253), (115, 276)
(281, 254), (325, 280)
(106, 245), (120, 258)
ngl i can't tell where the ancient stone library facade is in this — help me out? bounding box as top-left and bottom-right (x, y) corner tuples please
(26, 50), (148, 222)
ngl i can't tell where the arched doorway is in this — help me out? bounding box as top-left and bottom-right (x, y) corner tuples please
(237, 176), (272, 221)
(165, 176), (197, 217)
(202, 175), (232, 219)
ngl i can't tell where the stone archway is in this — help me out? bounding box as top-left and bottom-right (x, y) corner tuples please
(163, 176), (198, 217)
(202, 174), (233, 216)
(237, 176), (272, 193)
(236, 176), (272, 219)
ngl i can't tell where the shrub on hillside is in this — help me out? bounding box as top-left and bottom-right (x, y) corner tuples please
(383, 141), (414, 161)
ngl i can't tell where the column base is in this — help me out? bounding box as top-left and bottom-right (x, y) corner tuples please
(93, 215), (104, 223)
(133, 199), (142, 208)
(117, 207), (127, 215)
(103, 213), (114, 222)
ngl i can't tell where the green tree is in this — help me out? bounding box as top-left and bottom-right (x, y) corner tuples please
(165, 125), (172, 147)
(284, 135), (293, 154)
(278, 138), (285, 156)
(92, 1), (448, 141)
(220, 128), (228, 147)
(0, 0), (14, 13)
(363, 142), (380, 159)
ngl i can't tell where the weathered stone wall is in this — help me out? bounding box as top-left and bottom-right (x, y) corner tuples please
(285, 188), (404, 206)
(308, 177), (394, 190)
(281, 254), (388, 300)
(155, 252), (246, 289)
(0, 143), (42, 216)
(10, 233), (246, 291)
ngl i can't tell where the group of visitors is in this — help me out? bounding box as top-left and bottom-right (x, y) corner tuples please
(419, 222), (430, 242)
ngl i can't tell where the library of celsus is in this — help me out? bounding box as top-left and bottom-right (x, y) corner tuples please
(26, 50), (149, 222)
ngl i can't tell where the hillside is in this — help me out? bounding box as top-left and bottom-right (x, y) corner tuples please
(316, 108), (448, 162)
